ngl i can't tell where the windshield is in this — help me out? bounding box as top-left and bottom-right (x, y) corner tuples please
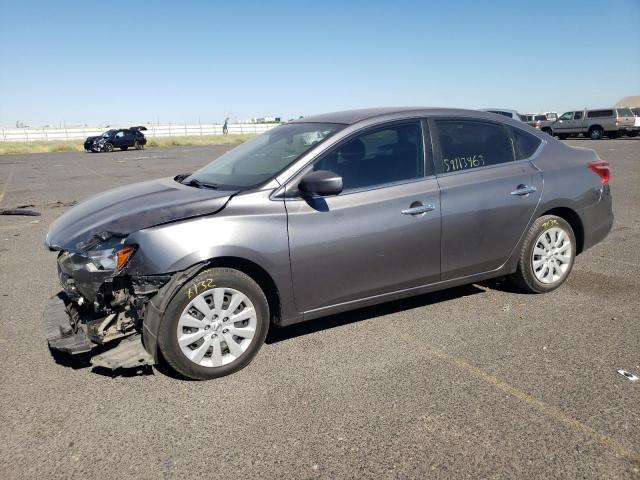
(186, 122), (343, 189)
(101, 129), (117, 138)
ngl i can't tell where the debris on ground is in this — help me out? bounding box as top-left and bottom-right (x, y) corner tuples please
(617, 370), (638, 382)
(0, 208), (41, 216)
(48, 200), (77, 208)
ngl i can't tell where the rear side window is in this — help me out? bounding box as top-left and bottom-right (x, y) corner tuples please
(433, 120), (514, 174)
(507, 126), (542, 159)
(616, 108), (633, 117)
(574, 111), (583, 120)
(587, 110), (613, 118)
(534, 115), (547, 121)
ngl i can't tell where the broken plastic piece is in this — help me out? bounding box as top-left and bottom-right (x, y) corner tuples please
(0, 209), (41, 216)
(617, 369), (638, 382)
(91, 334), (154, 370)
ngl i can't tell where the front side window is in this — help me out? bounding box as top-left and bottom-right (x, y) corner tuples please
(574, 111), (583, 120)
(115, 131), (125, 138)
(312, 122), (424, 191)
(433, 119), (515, 174)
(559, 112), (573, 121)
(187, 122), (343, 189)
(102, 129), (117, 138)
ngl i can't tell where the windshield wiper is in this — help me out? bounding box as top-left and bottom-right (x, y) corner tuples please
(183, 178), (218, 189)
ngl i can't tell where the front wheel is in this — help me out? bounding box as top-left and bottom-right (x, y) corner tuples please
(103, 142), (114, 152)
(509, 215), (576, 293)
(157, 268), (270, 380)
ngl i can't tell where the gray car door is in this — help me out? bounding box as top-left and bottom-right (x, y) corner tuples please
(285, 121), (441, 314)
(553, 111), (574, 133)
(431, 118), (543, 280)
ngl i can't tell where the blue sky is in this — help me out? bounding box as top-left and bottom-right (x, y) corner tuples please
(0, 0), (638, 127)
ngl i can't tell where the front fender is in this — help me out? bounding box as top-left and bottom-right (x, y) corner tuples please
(127, 189), (298, 324)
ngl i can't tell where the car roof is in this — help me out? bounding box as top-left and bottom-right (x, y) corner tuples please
(290, 107), (518, 125)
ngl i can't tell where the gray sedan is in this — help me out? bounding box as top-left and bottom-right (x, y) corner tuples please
(45, 108), (613, 380)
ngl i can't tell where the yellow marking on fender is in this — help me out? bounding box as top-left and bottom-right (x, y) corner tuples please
(428, 347), (639, 463)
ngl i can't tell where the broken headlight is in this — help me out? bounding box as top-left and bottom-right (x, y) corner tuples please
(85, 243), (136, 272)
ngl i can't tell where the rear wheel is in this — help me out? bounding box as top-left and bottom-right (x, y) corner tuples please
(509, 215), (576, 293)
(157, 268), (270, 380)
(589, 127), (603, 140)
(134, 140), (142, 150)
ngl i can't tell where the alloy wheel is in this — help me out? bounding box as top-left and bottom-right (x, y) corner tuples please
(176, 287), (257, 367)
(531, 227), (572, 284)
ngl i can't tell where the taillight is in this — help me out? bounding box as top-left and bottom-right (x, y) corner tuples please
(534, 121), (541, 128)
(588, 160), (610, 184)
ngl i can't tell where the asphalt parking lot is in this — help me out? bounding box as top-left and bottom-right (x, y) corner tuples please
(0, 139), (638, 479)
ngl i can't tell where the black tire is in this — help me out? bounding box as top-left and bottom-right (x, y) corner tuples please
(557, 134), (569, 140)
(588, 127), (603, 140)
(134, 140), (142, 150)
(157, 267), (270, 380)
(103, 142), (114, 152)
(121, 146), (128, 151)
(541, 128), (552, 136)
(509, 215), (576, 293)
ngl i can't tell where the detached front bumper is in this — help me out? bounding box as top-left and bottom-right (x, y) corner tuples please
(44, 292), (154, 369)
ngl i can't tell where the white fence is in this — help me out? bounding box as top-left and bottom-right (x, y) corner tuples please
(0, 123), (280, 142)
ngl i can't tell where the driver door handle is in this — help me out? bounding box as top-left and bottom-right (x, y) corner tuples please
(510, 185), (537, 196)
(402, 203), (435, 215)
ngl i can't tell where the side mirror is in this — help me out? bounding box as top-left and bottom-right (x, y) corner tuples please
(298, 170), (343, 197)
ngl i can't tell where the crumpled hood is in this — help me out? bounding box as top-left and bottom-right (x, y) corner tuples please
(46, 177), (235, 251)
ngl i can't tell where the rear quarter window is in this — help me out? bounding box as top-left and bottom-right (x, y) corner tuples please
(507, 127), (542, 160)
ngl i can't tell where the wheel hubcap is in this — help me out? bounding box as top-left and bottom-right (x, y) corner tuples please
(177, 287), (257, 367)
(532, 227), (572, 284)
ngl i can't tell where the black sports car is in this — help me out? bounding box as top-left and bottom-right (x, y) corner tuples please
(84, 126), (148, 152)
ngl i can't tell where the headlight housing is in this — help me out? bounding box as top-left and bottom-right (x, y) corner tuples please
(77, 236), (136, 272)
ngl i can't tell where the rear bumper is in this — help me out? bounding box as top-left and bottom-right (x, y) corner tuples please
(580, 185), (614, 252)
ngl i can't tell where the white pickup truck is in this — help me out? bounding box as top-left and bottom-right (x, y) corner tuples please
(549, 108), (637, 140)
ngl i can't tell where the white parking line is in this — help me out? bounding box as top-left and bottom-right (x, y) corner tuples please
(0, 172), (13, 206)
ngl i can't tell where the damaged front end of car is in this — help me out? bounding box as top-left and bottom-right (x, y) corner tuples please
(44, 232), (170, 369)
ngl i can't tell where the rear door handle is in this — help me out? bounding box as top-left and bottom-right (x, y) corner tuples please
(401, 203), (435, 215)
(510, 185), (537, 196)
